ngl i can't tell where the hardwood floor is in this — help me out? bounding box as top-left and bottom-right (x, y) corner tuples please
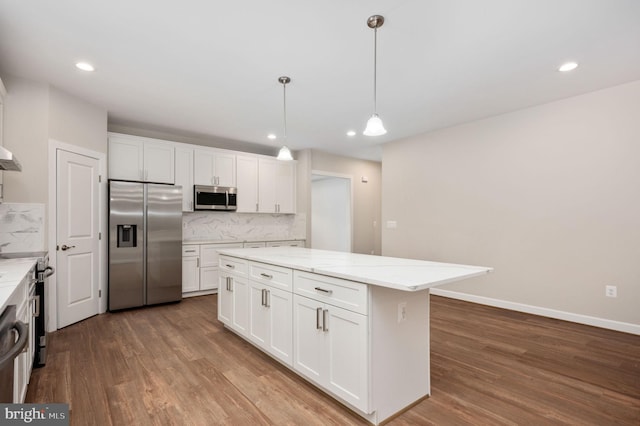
(26, 295), (640, 425)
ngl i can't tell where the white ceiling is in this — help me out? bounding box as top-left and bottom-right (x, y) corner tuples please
(1, 0), (639, 161)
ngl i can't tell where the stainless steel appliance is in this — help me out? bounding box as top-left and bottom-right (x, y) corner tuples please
(0, 305), (27, 402)
(0, 251), (52, 368)
(194, 185), (237, 211)
(108, 181), (182, 310)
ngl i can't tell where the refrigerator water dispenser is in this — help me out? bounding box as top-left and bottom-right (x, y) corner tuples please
(117, 224), (137, 247)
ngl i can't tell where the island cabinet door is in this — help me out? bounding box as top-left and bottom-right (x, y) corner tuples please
(249, 282), (293, 366)
(267, 286), (293, 366)
(249, 282), (269, 347)
(293, 294), (325, 384)
(325, 306), (369, 413)
(218, 272), (233, 327)
(231, 275), (250, 337)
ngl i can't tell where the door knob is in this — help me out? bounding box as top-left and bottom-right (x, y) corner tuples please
(61, 244), (76, 251)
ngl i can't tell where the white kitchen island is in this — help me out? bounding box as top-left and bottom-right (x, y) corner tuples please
(216, 247), (492, 425)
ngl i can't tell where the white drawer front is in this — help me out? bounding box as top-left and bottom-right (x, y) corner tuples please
(219, 256), (248, 275)
(249, 261), (293, 291)
(201, 243), (243, 268)
(182, 246), (199, 257)
(265, 240), (303, 247)
(293, 271), (368, 315)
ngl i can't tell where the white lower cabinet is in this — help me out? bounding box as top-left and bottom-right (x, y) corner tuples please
(218, 257), (249, 337)
(183, 243), (243, 295)
(249, 282), (293, 366)
(182, 251), (199, 293)
(7, 267), (35, 403)
(292, 294), (369, 412)
(218, 255), (369, 414)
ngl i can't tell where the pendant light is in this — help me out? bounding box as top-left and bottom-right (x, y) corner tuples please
(277, 76), (294, 161)
(363, 15), (387, 136)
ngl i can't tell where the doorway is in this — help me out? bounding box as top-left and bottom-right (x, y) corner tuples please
(311, 171), (352, 252)
(48, 140), (107, 330)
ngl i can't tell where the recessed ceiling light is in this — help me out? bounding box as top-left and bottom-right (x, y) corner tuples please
(558, 62), (578, 72)
(75, 62), (95, 72)
(267, 134), (276, 140)
(346, 130), (356, 137)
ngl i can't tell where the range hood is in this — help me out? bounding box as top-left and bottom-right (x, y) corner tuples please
(0, 146), (21, 171)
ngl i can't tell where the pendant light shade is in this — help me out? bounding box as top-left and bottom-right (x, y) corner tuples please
(277, 76), (294, 161)
(277, 145), (293, 161)
(364, 113), (387, 136)
(363, 15), (387, 136)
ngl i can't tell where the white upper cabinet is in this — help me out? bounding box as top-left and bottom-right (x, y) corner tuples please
(108, 135), (143, 181)
(108, 133), (175, 184)
(258, 158), (296, 214)
(108, 133), (296, 214)
(174, 146), (194, 211)
(236, 155), (259, 213)
(194, 149), (236, 187)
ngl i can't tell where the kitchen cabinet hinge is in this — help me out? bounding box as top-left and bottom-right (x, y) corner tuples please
(99, 175), (102, 183)
(99, 289), (102, 297)
(99, 232), (102, 240)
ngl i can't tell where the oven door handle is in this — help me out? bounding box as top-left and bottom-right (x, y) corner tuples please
(0, 320), (28, 370)
(44, 266), (55, 278)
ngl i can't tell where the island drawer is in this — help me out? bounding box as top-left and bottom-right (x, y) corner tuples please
(249, 261), (292, 291)
(219, 256), (248, 275)
(293, 271), (368, 315)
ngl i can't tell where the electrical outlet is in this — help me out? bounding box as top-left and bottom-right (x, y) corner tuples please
(605, 285), (617, 298)
(398, 302), (407, 323)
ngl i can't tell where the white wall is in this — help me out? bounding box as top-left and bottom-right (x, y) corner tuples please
(311, 176), (351, 251)
(2, 75), (49, 204)
(1, 74), (108, 242)
(49, 87), (108, 153)
(382, 80), (640, 327)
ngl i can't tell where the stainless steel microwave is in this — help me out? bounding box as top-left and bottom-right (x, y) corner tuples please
(194, 185), (237, 211)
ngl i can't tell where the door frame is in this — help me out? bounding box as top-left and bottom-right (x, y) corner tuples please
(47, 139), (107, 331)
(310, 170), (354, 253)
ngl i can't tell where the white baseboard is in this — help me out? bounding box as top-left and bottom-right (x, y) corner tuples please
(430, 288), (640, 336)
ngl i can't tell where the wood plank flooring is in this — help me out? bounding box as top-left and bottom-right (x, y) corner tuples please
(26, 295), (640, 425)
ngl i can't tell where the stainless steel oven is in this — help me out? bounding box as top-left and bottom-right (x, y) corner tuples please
(34, 255), (54, 367)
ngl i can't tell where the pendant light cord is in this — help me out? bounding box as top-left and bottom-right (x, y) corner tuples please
(373, 27), (378, 114)
(283, 81), (288, 141)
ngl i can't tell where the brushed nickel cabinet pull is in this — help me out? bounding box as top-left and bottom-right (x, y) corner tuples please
(265, 290), (270, 308)
(260, 273), (273, 279)
(322, 309), (329, 332)
(316, 307), (322, 330)
(314, 287), (332, 294)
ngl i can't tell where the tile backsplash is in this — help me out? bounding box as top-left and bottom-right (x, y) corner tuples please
(183, 212), (306, 242)
(0, 203), (45, 253)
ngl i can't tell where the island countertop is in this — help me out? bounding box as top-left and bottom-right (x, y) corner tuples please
(216, 247), (492, 291)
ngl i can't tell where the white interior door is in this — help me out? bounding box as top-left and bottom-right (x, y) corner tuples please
(56, 149), (100, 328)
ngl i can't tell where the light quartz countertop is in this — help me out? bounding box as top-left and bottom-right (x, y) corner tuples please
(0, 258), (38, 311)
(217, 247), (492, 292)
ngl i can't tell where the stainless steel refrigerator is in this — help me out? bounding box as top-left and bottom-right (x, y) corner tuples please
(108, 181), (182, 310)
